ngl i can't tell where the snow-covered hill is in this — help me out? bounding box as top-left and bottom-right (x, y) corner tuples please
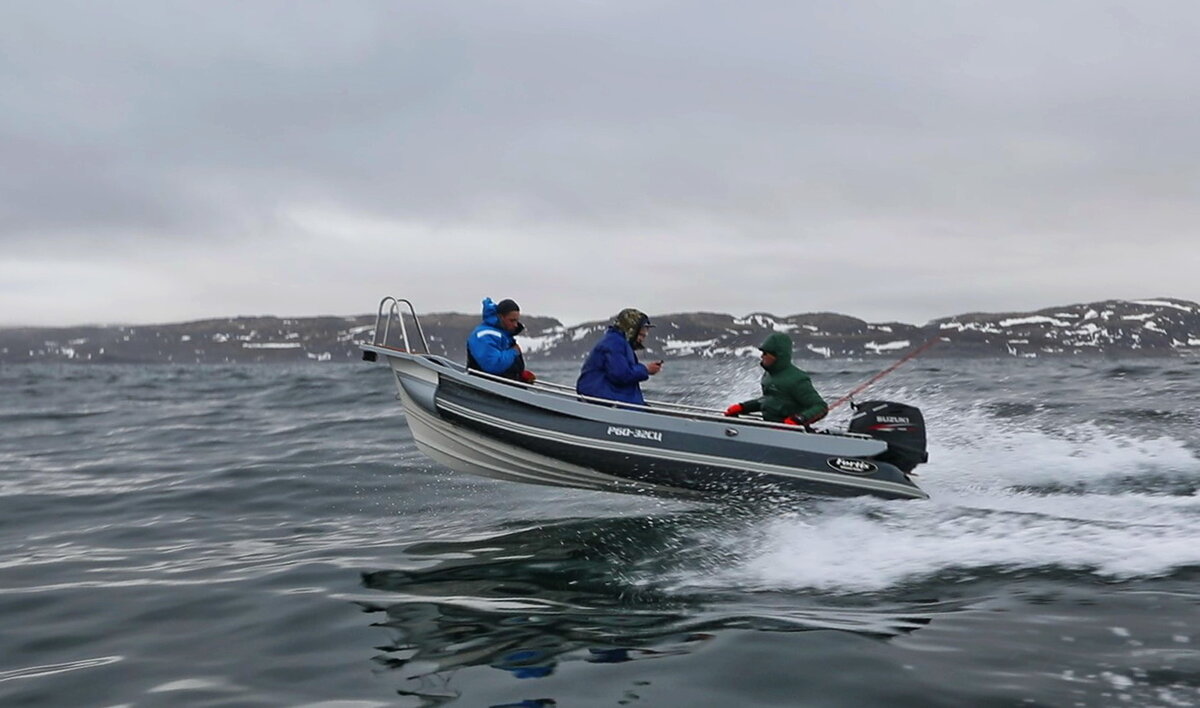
(3, 298), (1197, 363)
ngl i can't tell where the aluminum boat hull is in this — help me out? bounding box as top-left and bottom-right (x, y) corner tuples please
(363, 344), (928, 501)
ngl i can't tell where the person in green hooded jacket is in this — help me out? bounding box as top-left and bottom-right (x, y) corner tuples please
(723, 332), (828, 427)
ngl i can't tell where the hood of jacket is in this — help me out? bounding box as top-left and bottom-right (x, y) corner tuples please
(479, 297), (525, 336)
(479, 298), (500, 327)
(612, 308), (651, 350)
(759, 332), (793, 372)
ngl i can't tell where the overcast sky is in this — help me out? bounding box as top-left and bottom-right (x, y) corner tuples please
(2, 1), (1197, 327)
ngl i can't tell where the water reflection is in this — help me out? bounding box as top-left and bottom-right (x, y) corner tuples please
(359, 514), (938, 706)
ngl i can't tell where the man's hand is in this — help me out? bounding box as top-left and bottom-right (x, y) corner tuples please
(724, 403), (744, 417)
(520, 370), (537, 384)
(646, 360), (663, 375)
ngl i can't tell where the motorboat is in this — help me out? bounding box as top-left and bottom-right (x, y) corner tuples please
(361, 297), (929, 501)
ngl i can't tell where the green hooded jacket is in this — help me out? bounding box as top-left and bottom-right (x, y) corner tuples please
(738, 332), (828, 423)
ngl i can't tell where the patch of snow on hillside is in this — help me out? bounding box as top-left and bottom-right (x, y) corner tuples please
(734, 314), (777, 329)
(865, 340), (910, 353)
(663, 338), (718, 350)
(945, 321), (1002, 334)
(999, 315), (1071, 328)
(1133, 299), (1195, 313)
(662, 338), (719, 355)
(242, 342), (302, 349)
(520, 333), (563, 353)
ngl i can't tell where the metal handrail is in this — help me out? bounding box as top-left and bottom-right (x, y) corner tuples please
(530, 376), (732, 415)
(372, 297), (430, 353)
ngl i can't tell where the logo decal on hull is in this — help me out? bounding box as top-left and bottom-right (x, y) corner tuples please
(827, 457), (877, 475)
(606, 426), (663, 443)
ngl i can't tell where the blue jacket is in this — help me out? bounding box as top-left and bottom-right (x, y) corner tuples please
(576, 327), (649, 405)
(467, 298), (521, 377)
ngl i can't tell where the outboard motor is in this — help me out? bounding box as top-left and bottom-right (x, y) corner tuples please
(848, 401), (928, 474)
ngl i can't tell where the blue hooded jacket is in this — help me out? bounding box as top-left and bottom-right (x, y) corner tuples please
(575, 326), (650, 405)
(466, 298), (520, 377)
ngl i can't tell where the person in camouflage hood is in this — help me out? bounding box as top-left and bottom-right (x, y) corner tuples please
(612, 308), (651, 349)
(576, 308), (663, 405)
(724, 332), (828, 426)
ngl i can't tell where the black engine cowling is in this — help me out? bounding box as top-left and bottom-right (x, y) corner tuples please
(847, 400), (928, 473)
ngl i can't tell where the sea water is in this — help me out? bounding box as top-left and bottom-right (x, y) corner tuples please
(1, 356), (1198, 707)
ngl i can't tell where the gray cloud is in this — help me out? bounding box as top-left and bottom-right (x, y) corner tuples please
(2, 0), (1197, 325)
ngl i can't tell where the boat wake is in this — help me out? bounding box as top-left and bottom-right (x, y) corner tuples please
(666, 401), (1200, 595)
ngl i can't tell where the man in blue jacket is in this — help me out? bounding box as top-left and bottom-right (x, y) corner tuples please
(576, 308), (663, 405)
(467, 298), (536, 383)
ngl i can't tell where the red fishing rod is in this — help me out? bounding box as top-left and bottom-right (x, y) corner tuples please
(825, 337), (942, 413)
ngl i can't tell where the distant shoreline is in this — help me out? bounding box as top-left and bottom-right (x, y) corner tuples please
(2, 298), (1197, 364)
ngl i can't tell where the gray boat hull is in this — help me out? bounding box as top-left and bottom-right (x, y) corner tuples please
(364, 345), (928, 501)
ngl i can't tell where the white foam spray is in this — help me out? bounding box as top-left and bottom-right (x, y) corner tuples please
(681, 398), (1200, 594)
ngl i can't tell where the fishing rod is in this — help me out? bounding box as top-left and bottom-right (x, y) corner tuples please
(825, 337), (942, 413)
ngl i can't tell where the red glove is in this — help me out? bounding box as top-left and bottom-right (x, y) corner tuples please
(724, 403), (744, 417)
(782, 416), (802, 426)
(520, 370), (537, 383)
